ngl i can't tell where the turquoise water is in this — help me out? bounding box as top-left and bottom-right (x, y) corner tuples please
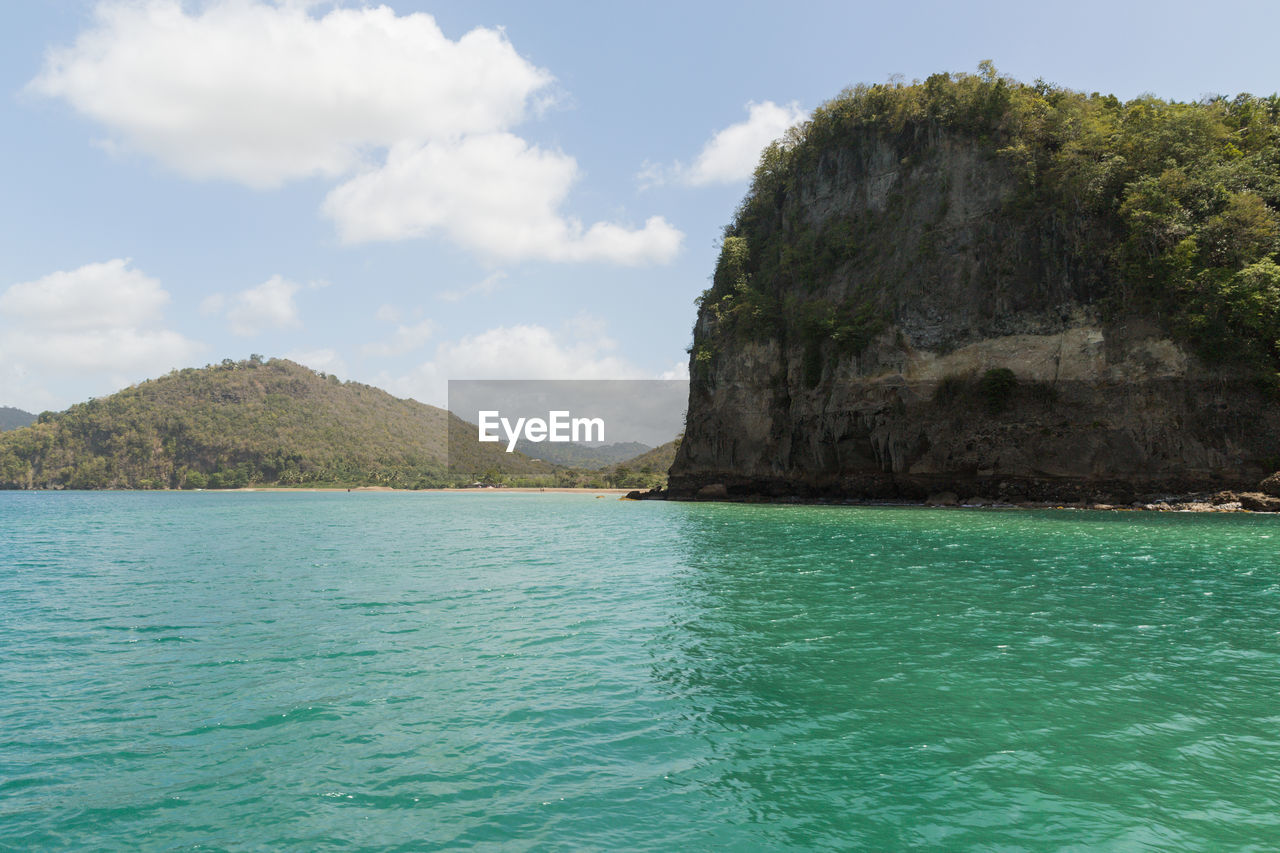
(2, 493), (1280, 850)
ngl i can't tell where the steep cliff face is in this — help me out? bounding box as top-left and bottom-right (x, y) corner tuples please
(670, 73), (1280, 502)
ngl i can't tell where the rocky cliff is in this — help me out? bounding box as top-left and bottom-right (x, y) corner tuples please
(669, 69), (1280, 502)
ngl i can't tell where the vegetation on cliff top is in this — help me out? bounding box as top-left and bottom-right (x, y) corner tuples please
(697, 63), (1280, 378)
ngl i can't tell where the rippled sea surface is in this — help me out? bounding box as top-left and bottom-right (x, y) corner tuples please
(3, 492), (1280, 850)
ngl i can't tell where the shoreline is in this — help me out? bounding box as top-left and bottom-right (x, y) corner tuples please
(233, 486), (634, 495)
(7, 487), (1278, 511)
(627, 489), (1280, 513)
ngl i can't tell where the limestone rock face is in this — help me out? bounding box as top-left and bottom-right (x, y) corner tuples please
(1241, 493), (1280, 512)
(1260, 473), (1280, 498)
(669, 127), (1280, 502)
(695, 483), (728, 500)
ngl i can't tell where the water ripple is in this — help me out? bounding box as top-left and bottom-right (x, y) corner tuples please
(2, 493), (1280, 849)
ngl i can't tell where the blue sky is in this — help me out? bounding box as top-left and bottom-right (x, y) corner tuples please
(3, 0), (1279, 413)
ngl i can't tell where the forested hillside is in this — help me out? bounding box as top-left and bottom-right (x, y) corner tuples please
(0, 407), (35, 432)
(0, 357), (552, 489)
(514, 440), (651, 469)
(604, 438), (679, 490)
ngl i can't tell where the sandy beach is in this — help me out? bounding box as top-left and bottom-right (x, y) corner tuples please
(237, 486), (634, 495)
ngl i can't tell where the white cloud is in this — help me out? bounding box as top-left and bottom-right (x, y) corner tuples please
(30, 1), (551, 188)
(9, 329), (199, 374)
(688, 101), (807, 185)
(0, 259), (203, 409)
(642, 101), (808, 188)
(0, 258), (168, 331)
(33, 1), (681, 265)
(202, 275), (304, 337)
(285, 347), (347, 378)
(379, 318), (645, 406)
(660, 360), (690, 380)
(228, 276), (302, 336)
(323, 134), (682, 264)
(362, 319), (437, 358)
(435, 322), (641, 380)
(634, 160), (668, 192)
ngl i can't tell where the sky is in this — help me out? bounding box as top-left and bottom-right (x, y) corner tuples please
(3, 0), (1280, 413)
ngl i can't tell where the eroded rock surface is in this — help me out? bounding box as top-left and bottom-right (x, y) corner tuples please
(670, 124), (1280, 503)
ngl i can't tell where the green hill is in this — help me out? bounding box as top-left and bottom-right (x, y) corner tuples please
(514, 439), (651, 469)
(0, 407), (35, 432)
(601, 437), (680, 490)
(0, 357), (553, 490)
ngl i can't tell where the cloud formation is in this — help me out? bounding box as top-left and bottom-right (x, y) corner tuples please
(33, 1), (680, 265)
(285, 347), (348, 379)
(641, 100), (808, 188)
(379, 317), (646, 406)
(434, 322), (642, 381)
(227, 276), (303, 337)
(30, 1), (549, 187)
(324, 135), (682, 263)
(202, 275), (305, 337)
(687, 101), (808, 185)
(362, 318), (437, 358)
(0, 259), (202, 409)
(0, 257), (169, 331)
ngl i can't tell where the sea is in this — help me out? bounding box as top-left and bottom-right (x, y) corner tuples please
(2, 491), (1279, 850)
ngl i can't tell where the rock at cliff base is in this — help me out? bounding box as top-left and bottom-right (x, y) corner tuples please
(1260, 473), (1280, 497)
(927, 492), (959, 506)
(1240, 493), (1280, 512)
(696, 483), (729, 500)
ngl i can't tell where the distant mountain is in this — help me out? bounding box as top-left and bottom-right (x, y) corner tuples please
(0, 407), (35, 432)
(612, 438), (679, 475)
(603, 437), (680, 489)
(0, 357), (553, 490)
(514, 439), (651, 469)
